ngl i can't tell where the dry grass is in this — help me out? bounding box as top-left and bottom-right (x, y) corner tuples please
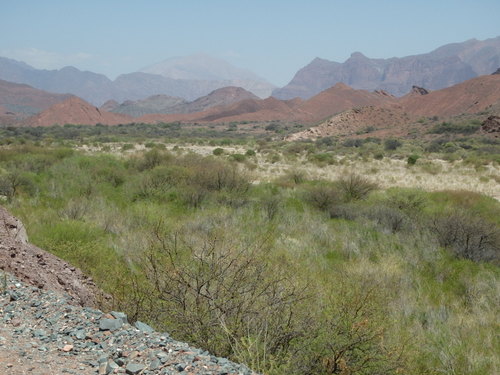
(76, 142), (500, 201)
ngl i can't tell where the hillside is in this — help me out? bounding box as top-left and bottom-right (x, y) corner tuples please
(0, 78), (73, 117)
(25, 97), (132, 126)
(399, 74), (500, 117)
(109, 86), (259, 117)
(273, 36), (500, 99)
(110, 94), (188, 117)
(296, 83), (397, 121)
(287, 106), (411, 140)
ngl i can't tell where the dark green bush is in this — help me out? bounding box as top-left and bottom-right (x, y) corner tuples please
(384, 138), (402, 151)
(429, 122), (480, 135)
(407, 154), (420, 165)
(231, 153), (246, 162)
(213, 147), (224, 156)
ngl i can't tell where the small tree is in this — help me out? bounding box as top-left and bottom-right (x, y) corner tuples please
(141, 222), (306, 368)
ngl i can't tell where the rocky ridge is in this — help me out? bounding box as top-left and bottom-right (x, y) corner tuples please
(273, 37), (500, 99)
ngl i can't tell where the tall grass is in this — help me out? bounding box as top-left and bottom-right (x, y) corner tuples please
(0, 144), (498, 375)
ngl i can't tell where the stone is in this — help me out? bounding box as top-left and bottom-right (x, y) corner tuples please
(106, 359), (120, 373)
(125, 362), (145, 374)
(99, 318), (123, 331)
(98, 362), (108, 375)
(111, 311), (129, 324)
(134, 321), (154, 333)
(62, 344), (74, 352)
(149, 358), (161, 370)
(74, 329), (86, 340)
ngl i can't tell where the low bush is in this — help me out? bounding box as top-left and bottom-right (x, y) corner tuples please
(384, 138), (402, 151)
(303, 183), (341, 212)
(213, 147), (224, 156)
(336, 174), (378, 202)
(431, 210), (500, 263)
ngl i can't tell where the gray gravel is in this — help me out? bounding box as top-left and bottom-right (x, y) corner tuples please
(0, 272), (258, 375)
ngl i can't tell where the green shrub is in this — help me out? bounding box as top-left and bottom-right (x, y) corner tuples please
(304, 183), (340, 212)
(213, 147), (224, 156)
(429, 122), (480, 135)
(231, 153), (246, 162)
(121, 143), (134, 151)
(336, 174), (378, 202)
(407, 154), (420, 165)
(384, 138), (402, 151)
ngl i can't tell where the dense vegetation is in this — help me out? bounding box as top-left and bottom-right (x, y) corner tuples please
(0, 136), (499, 374)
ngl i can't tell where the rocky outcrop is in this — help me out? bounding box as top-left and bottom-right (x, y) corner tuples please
(411, 86), (430, 95)
(0, 206), (106, 307)
(492, 68), (500, 75)
(481, 115), (500, 137)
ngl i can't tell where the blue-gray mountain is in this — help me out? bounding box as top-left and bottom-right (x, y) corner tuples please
(0, 55), (275, 106)
(273, 37), (500, 99)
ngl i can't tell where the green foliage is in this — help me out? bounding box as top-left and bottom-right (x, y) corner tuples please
(336, 174), (378, 202)
(407, 154), (420, 165)
(141, 221), (304, 365)
(1, 145), (499, 375)
(213, 147), (224, 156)
(231, 153), (246, 162)
(384, 138), (402, 151)
(429, 121), (480, 135)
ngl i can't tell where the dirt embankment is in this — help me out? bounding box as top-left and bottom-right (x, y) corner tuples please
(0, 205), (106, 307)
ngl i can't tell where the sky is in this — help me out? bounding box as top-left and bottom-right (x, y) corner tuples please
(1, 0), (500, 86)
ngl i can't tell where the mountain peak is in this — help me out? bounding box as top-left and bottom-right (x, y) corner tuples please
(140, 54), (267, 82)
(273, 36), (500, 100)
(349, 51), (367, 59)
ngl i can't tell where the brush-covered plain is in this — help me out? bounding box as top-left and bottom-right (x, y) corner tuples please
(0, 128), (499, 375)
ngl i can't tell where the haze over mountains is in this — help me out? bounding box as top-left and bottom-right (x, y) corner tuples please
(0, 55), (275, 106)
(0, 36), (499, 137)
(273, 37), (500, 99)
(1, 37), (499, 109)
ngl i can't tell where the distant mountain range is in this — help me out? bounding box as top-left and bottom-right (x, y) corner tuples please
(14, 72), (499, 129)
(0, 55), (275, 106)
(105, 87), (259, 117)
(273, 37), (500, 99)
(1, 37), (499, 108)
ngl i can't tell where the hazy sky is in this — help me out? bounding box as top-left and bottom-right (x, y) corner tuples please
(2, 0), (499, 86)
